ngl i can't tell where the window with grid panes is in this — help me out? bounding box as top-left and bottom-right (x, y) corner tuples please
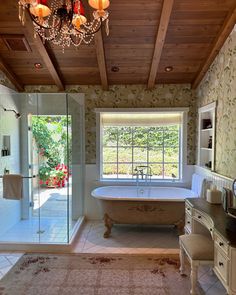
(98, 111), (185, 181)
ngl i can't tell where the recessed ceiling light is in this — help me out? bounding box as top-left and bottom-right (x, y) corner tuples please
(165, 66), (173, 72)
(34, 62), (42, 69)
(111, 66), (119, 72)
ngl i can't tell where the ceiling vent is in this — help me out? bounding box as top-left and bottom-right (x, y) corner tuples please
(1, 34), (31, 52)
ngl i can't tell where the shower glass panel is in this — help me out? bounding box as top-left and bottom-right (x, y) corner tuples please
(67, 94), (85, 240)
(34, 93), (69, 243)
(0, 91), (84, 244)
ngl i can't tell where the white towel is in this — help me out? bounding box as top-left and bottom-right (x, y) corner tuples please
(191, 173), (206, 198)
(3, 174), (23, 200)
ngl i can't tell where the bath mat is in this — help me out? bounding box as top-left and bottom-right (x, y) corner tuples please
(0, 253), (190, 295)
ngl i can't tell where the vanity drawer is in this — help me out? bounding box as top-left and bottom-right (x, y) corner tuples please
(214, 247), (228, 284)
(214, 232), (229, 256)
(192, 209), (213, 232)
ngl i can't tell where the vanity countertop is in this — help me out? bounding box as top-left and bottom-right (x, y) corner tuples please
(186, 198), (236, 247)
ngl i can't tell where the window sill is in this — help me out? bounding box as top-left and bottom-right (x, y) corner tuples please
(96, 179), (186, 186)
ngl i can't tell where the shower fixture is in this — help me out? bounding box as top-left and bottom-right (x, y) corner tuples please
(3, 108), (21, 119)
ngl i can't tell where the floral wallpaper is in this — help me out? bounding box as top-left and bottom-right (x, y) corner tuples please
(0, 71), (16, 91)
(197, 26), (236, 179)
(23, 84), (197, 165)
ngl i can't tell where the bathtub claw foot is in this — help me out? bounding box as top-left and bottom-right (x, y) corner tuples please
(103, 214), (113, 238)
(104, 231), (110, 238)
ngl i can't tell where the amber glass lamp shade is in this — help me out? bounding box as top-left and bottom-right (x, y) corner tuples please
(72, 15), (87, 29)
(88, 0), (110, 10)
(30, 0), (51, 18)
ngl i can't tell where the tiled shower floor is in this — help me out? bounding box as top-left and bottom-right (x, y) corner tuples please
(0, 217), (76, 244)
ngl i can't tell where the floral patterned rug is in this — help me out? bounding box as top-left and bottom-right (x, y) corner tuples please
(0, 254), (190, 295)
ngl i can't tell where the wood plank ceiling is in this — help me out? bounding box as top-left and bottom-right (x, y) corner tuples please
(0, 0), (235, 91)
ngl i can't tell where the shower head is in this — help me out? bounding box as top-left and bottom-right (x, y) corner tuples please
(15, 112), (21, 119)
(3, 108), (21, 119)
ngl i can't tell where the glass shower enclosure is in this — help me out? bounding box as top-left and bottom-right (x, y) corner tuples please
(0, 91), (84, 244)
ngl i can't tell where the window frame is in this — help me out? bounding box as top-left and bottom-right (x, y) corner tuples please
(96, 108), (189, 183)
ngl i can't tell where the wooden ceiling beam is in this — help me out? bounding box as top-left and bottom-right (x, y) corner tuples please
(0, 55), (24, 91)
(94, 29), (109, 90)
(22, 11), (64, 91)
(30, 34), (65, 91)
(82, 1), (108, 90)
(147, 0), (174, 89)
(192, 7), (236, 89)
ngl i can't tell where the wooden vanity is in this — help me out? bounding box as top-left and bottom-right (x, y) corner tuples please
(185, 198), (236, 295)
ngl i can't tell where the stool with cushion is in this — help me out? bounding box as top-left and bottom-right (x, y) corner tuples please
(179, 234), (214, 295)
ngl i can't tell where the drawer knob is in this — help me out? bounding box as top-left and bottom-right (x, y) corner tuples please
(187, 221), (190, 224)
(198, 215), (201, 219)
(219, 242), (224, 246)
(219, 262), (224, 267)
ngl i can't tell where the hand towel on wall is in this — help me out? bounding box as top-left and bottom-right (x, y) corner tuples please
(3, 174), (23, 200)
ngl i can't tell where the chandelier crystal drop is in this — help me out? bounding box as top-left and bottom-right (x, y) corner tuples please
(18, 0), (110, 50)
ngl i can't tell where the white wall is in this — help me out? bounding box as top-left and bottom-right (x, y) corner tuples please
(194, 165), (234, 192)
(84, 164), (103, 220)
(0, 85), (21, 236)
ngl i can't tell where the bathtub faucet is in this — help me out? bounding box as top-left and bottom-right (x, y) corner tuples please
(134, 167), (144, 180)
(134, 165), (152, 185)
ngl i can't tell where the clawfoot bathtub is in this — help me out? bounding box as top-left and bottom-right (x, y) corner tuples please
(91, 186), (197, 238)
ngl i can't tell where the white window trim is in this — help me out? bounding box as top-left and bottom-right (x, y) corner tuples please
(95, 107), (189, 183)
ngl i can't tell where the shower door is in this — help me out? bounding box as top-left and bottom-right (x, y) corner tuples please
(67, 94), (85, 240)
(28, 93), (85, 244)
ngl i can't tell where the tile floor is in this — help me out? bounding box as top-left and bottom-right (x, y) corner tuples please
(0, 253), (23, 280)
(73, 222), (180, 254)
(73, 221), (226, 295)
(0, 221), (226, 295)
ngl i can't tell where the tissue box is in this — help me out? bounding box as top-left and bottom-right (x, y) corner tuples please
(206, 189), (222, 204)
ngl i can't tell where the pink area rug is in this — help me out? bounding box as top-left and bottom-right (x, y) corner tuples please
(0, 254), (190, 295)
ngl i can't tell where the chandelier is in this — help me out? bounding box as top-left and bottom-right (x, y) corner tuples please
(18, 0), (110, 49)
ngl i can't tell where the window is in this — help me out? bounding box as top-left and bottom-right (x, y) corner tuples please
(97, 109), (188, 181)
